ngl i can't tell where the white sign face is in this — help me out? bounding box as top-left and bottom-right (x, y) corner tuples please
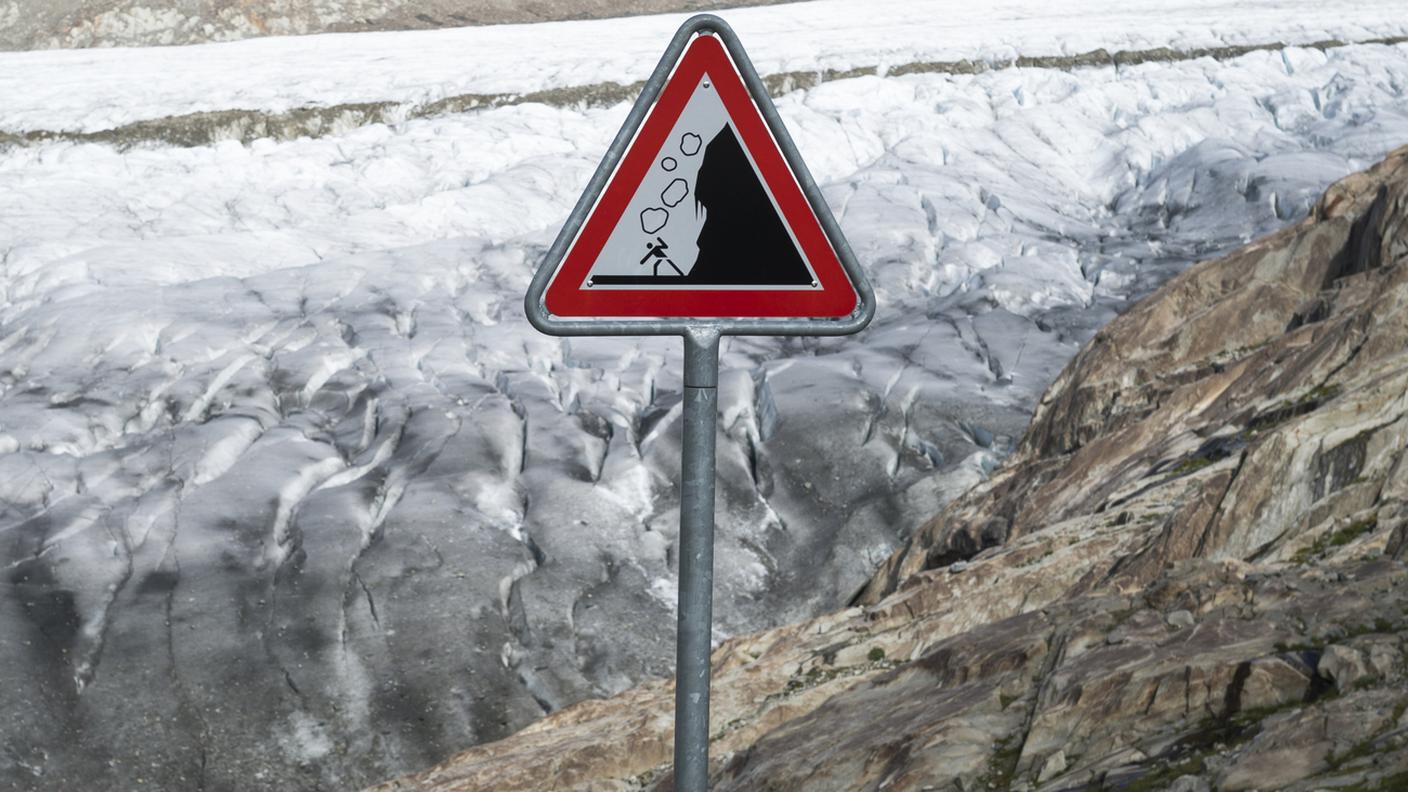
(581, 76), (818, 291)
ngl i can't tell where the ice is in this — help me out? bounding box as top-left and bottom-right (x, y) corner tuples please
(3, 13), (1408, 792)
(0, 0), (1406, 134)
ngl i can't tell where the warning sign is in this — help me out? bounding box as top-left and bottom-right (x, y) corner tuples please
(522, 16), (873, 788)
(535, 31), (863, 319)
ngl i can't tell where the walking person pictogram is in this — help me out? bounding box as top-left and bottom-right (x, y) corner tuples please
(640, 237), (684, 276)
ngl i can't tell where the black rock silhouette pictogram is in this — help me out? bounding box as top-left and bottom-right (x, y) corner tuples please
(683, 126), (812, 285)
(593, 126), (812, 286)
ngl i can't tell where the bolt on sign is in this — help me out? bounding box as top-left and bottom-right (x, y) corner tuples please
(525, 13), (873, 791)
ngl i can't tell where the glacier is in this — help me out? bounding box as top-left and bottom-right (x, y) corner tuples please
(3, 0), (1407, 134)
(3, 4), (1408, 789)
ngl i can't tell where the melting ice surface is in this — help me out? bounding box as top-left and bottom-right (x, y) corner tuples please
(2, 6), (1408, 789)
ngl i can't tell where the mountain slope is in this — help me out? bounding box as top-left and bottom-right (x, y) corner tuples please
(374, 145), (1408, 792)
(0, 0), (802, 52)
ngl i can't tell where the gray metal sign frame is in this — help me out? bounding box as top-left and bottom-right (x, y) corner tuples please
(523, 13), (874, 792)
(523, 12), (875, 338)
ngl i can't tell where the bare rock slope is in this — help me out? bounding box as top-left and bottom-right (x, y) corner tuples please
(0, 0), (801, 51)
(375, 146), (1408, 791)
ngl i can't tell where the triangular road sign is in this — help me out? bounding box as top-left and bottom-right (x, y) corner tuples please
(527, 17), (870, 325)
(521, 17), (874, 792)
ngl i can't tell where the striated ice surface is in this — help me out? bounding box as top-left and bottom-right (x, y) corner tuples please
(2, 20), (1408, 792)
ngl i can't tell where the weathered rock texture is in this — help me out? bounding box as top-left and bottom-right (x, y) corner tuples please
(860, 141), (1408, 602)
(372, 146), (1408, 791)
(0, 0), (803, 51)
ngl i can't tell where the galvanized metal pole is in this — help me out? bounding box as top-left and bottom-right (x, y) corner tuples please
(674, 326), (720, 791)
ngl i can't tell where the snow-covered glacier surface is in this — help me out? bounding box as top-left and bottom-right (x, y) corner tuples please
(3, 7), (1408, 789)
(3, 0), (1408, 134)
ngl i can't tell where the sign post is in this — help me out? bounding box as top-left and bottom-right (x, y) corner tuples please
(675, 326), (719, 788)
(524, 14), (873, 790)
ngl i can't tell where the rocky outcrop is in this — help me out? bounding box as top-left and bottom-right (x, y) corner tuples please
(376, 554), (1408, 792)
(373, 146), (1408, 791)
(860, 143), (1408, 602)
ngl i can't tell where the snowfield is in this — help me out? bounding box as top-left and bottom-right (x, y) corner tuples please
(3, 3), (1408, 789)
(2, 0), (1407, 133)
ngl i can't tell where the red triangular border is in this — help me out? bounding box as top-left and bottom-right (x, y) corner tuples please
(543, 34), (859, 318)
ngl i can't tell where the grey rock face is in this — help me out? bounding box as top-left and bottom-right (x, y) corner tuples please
(1167, 609), (1195, 629)
(1318, 644), (1371, 690)
(1169, 776), (1210, 792)
(0, 0), (807, 52)
(1036, 750), (1066, 783)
